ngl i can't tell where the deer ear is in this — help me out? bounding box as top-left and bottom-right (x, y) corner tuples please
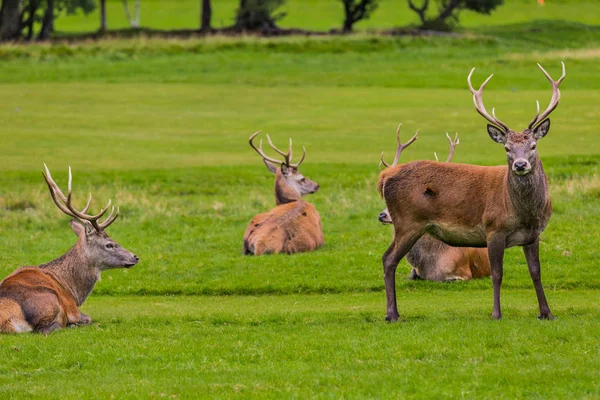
(487, 124), (506, 144)
(533, 119), (550, 140)
(280, 163), (290, 175)
(262, 159), (278, 174)
(70, 220), (85, 237)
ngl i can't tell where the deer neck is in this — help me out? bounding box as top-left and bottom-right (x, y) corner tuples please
(38, 238), (100, 306)
(506, 158), (550, 223)
(274, 171), (301, 205)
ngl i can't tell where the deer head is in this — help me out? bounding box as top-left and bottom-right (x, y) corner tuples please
(378, 124), (420, 224)
(42, 164), (139, 270)
(468, 62), (565, 176)
(249, 131), (319, 203)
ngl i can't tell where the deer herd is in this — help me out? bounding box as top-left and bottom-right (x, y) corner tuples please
(0, 63), (565, 334)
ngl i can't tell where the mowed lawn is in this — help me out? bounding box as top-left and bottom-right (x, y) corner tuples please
(1, 20), (600, 400)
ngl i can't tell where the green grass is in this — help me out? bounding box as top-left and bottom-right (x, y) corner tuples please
(1, 8), (600, 399)
(1, 291), (599, 399)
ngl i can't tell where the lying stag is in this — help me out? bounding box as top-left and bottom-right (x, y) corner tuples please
(378, 63), (564, 321)
(243, 132), (323, 255)
(379, 127), (490, 282)
(0, 165), (139, 334)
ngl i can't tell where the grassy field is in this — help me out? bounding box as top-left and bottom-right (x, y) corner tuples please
(1, 4), (600, 398)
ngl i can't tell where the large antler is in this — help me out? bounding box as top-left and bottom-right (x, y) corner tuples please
(380, 124), (419, 170)
(248, 131), (306, 168)
(467, 68), (509, 132)
(528, 62), (566, 130)
(42, 164), (119, 232)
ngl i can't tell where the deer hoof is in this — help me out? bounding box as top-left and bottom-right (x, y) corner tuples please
(79, 313), (92, 325)
(385, 314), (399, 323)
(538, 313), (555, 320)
(491, 312), (502, 320)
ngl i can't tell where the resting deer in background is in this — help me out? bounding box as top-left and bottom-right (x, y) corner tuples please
(378, 127), (491, 282)
(378, 63), (565, 321)
(0, 165), (139, 334)
(243, 132), (323, 255)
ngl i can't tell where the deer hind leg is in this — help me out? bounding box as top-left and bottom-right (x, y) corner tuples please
(0, 299), (32, 334)
(382, 228), (424, 322)
(523, 238), (553, 320)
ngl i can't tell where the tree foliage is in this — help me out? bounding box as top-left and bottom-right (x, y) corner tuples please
(0, 0), (95, 40)
(407, 0), (504, 31)
(234, 0), (287, 31)
(340, 0), (379, 33)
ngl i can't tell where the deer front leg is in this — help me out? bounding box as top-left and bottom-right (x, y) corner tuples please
(487, 234), (506, 320)
(523, 238), (554, 320)
(382, 231), (422, 322)
(78, 311), (92, 325)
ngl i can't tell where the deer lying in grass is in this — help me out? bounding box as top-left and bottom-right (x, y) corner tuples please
(243, 131), (323, 255)
(378, 127), (491, 282)
(378, 63), (565, 321)
(0, 165), (139, 334)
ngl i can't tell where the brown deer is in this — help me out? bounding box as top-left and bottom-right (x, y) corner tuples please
(378, 63), (564, 321)
(243, 131), (323, 255)
(378, 127), (491, 282)
(0, 165), (139, 334)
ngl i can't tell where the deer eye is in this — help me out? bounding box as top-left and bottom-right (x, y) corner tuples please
(531, 144), (537, 150)
(504, 146), (510, 152)
(106, 243), (114, 249)
(301, 178), (306, 183)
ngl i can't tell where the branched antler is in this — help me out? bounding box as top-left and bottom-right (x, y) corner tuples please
(467, 68), (509, 132)
(528, 62), (566, 129)
(42, 164), (119, 232)
(249, 131), (306, 168)
(379, 124), (419, 170)
(445, 132), (460, 163)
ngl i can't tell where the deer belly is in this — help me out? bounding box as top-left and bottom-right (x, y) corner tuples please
(426, 224), (487, 248)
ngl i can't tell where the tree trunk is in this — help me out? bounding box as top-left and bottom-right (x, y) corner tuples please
(99, 0), (107, 32)
(38, 0), (54, 40)
(0, 0), (21, 40)
(26, 0), (37, 40)
(342, 1), (354, 33)
(200, 0), (211, 31)
(434, 0), (460, 24)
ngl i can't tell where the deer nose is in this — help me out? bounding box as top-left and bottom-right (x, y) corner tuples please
(514, 160), (530, 171)
(378, 212), (388, 222)
(134, 255), (139, 262)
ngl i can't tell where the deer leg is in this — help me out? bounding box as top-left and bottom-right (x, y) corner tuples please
(382, 232), (422, 322)
(408, 269), (422, 280)
(487, 234), (506, 320)
(38, 321), (62, 336)
(523, 238), (554, 320)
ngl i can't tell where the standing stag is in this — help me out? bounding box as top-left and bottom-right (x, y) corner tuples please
(379, 127), (491, 282)
(0, 165), (139, 334)
(243, 132), (323, 255)
(378, 63), (565, 321)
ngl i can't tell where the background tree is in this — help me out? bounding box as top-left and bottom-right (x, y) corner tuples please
(0, 0), (21, 40)
(340, 0), (379, 33)
(407, 0), (504, 31)
(234, 0), (286, 31)
(201, 0), (212, 32)
(99, 0), (107, 31)
(121, 0), (140, 28)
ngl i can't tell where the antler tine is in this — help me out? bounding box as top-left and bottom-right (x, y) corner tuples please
(528, 100), (541, 130)
(64, 166), (112, 226)
(528, 62), (566, 129)
(98, 206), (120, 230)
(291, 146), (306, 168)
(467, 68), (509, 132)
(81, 193), (93, 213)
(43, 163), (69, 203)
(380, 151), (390, 170)
(248, 131), (282, 165)
(445, 132), (460, 163)
(266, 134), (291, 166)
